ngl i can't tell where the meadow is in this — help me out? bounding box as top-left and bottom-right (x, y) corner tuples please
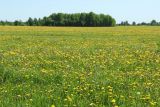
(0, 26), (160, 107)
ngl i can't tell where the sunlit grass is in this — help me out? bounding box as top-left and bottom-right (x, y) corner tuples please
(0, 26), (160, 107)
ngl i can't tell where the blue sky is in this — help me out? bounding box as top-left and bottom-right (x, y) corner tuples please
(0, 0), (159, 23)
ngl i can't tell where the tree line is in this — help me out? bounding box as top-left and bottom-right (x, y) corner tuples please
(118, 20), (160, 26)
(0, 12), (116, 27)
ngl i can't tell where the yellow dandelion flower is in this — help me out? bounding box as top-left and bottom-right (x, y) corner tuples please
(111, 99), (116, 103)
(51, 104), (55, 107)
(67, 96), (72, 102)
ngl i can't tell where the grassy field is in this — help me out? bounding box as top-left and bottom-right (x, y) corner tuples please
(0, 26), (160, 107)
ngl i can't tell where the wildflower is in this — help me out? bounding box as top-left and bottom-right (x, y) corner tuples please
(41, 69), (47, 73)
(101, 87), (105, 90)
(150, 101), (157, 106)
(137, 92), (141, 95)
(17, 95), (21, 97)
(89, 103), (95, 106)
(109, 88), (113, 92)
(29, 99), (33, 102)
(108, 92), (112, 95)
(145, 95), (151, 100)
(120, 95), (124, 99)
(67, 96), (72, 102)
(111, 99), (116, 103)
(64, 98), (67, 101)
(10, 51), (16, 55)
(51, 104), (55, 107)
(107, 86), (112, 89)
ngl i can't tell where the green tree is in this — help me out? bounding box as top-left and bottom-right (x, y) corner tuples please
(132, 21), (136, 26)
(27, 17), (34, 26)
(151, 20), (157, 26)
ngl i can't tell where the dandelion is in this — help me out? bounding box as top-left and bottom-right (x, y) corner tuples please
(10, 51), (16, 55)
(89, 103), (95, 106)
(111, 99), (116, 103)
(150, 101), (157, 106)
(109, 88), (113, 92)
(137, 92), (141, 95)
(41, 69), (48, 73)
(51, 104), (55, 107)
(67, 96), (72, 102)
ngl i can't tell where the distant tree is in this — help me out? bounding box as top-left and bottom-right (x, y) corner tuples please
(37, 18), (43, 26)
(33, 18), (38, 26)
(79, 13), (86, 26)
(14, 20), (24, 26)
(55, 13), (64, 26)
(125, 21), (130, 26)
(43, 17), (53, 26)
(0, 21), (5, 25)
(151, 20), (157, 26)
(141, 22), (147, 25)
(120, 21), (124, 26)
(86, 12), (96, 26)
(14, 20), (20, 26)
(103, 15), (110, 26)
(27, 17), (34, 26)
(0, 12), (117, 27)
(132, 21), (136, 26)
(120, 21), (129, 26)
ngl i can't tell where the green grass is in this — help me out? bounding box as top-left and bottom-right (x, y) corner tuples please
(0, 26), (160, 107)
